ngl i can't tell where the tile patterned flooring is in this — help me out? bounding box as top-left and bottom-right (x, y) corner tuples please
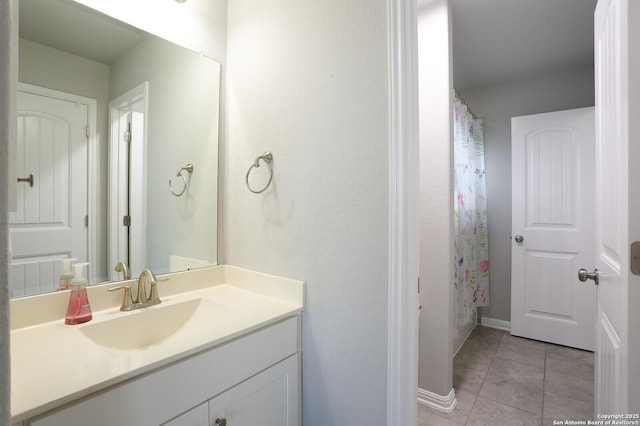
(419, 326), (595, 425)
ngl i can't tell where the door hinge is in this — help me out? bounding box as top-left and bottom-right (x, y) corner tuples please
(123, 215), (131, 227)
(631, 242), (640, 275)
(85, 215), (88, 228)
(85, 126), (91, 138)
(124, 121), (132, 143)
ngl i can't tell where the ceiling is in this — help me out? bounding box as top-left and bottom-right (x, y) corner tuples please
(19, 0), (145, 65)
(450, 0), (598, 91)
(21, 0), (597, 88)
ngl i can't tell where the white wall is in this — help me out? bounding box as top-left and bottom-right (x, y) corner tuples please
(417, 0), (455, 399)
(225, 0), (390, 423)
(458, 65), (595, 322)
(0, 1), (15, 422)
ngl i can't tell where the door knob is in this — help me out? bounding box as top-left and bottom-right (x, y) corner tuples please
(215, 419), (227, 426)
(514, 235), (524, 243)
(578, 268), (599, 285)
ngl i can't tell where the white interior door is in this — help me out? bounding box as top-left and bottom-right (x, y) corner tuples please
(593, 0), (640, 413)
(10, 86), (89, 297)
(511, 107), (596, 350)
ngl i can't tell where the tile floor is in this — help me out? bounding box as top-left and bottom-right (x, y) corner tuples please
(418, 326), (595, 425)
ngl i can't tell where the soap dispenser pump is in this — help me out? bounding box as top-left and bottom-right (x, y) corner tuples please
(65, 262), (92, 325)
(58, 258), (77, 291)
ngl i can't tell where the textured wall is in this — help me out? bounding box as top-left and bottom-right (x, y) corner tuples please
(225, 1), (390, 423)
(0, 0), (15, 422)
(458, 65), (595, 322)
(417, 0), (455, 398)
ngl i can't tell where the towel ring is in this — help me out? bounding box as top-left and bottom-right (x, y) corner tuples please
(169, 163), (194, 197)
(245, 152), (273, 194)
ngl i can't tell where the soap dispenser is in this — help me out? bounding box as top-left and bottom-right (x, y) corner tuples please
(65, 262), (92, 325)
(58, 258), (77, 291)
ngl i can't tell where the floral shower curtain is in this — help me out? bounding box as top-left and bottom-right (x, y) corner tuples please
(453, 95), (490, 326)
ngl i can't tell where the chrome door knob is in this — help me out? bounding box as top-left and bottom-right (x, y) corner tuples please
(514, 235), (524, 243)
(578, 268), (599, 285)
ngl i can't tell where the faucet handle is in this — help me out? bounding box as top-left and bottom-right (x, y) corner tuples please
(108, 285), (135, 311)
(147, 278), (169, 306)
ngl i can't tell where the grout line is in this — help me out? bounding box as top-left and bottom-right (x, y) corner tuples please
(471, 330), (548, 420)
(462, 329), (505, 425)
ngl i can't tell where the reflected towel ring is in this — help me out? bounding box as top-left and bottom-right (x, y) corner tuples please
(169, 163), (194, 197)
(245, 152), (273, 194)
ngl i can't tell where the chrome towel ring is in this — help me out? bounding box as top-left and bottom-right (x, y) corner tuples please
(245, 152), (273, 194)
(169, 163), (194, 197)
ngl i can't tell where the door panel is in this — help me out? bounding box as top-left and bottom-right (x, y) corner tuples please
(593, 0), (640, 413)
(525, 251), (577, 320)
(511, 107), (595, 350)
(10, 88), (88, 297)
(209, 355), (299, 426)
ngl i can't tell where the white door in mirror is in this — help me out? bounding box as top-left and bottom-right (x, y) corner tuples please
(10, 86), (89, 297)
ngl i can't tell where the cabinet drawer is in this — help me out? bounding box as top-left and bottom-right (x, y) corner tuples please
(29, 317), (298, 426)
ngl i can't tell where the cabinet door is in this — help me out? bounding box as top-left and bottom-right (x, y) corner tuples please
(209, 355), (299, 426)
(162, 402), (208, 426)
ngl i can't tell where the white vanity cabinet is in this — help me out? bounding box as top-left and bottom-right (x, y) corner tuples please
(26, 317), (300, 426)
(166, 355), (298, 426)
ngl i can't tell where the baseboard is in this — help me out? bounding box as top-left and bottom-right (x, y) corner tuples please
(480, 317), (511, 332)
(417, 387), (457, 413)
(453, 321), (477, 357)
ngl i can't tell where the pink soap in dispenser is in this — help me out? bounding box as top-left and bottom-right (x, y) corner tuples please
(65, 262), (92, 325)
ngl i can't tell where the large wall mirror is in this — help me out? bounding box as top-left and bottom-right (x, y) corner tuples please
(10, 0), (220, 298)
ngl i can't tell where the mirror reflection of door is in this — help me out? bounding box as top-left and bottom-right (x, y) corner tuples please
(10, 84), (94, 297)
(108, 83), (147, 281)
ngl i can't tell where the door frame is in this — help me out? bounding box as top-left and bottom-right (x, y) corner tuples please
(16, 82), (98, 283)
(387, 0), (420, 424)
(108, 82), (149, 281)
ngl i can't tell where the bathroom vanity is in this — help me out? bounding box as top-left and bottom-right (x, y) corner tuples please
(10, 266), (304, 426)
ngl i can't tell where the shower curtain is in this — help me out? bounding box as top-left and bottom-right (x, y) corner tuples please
(453, 95), (490, 326)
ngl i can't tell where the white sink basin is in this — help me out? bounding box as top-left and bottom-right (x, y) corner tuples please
(80, 298), (240, 351)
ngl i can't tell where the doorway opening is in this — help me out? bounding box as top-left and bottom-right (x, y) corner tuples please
(108, 82), (148, 281)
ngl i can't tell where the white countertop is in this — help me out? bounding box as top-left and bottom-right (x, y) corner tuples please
(10, 265), (304, 423)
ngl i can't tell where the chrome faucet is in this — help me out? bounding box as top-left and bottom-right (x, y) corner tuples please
(114, 261), (130, 280)
(108, 269), (164, 311)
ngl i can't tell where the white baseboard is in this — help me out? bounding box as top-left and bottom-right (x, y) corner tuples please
(417, 387), (457, 413)
(480, 317), (511, 332)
